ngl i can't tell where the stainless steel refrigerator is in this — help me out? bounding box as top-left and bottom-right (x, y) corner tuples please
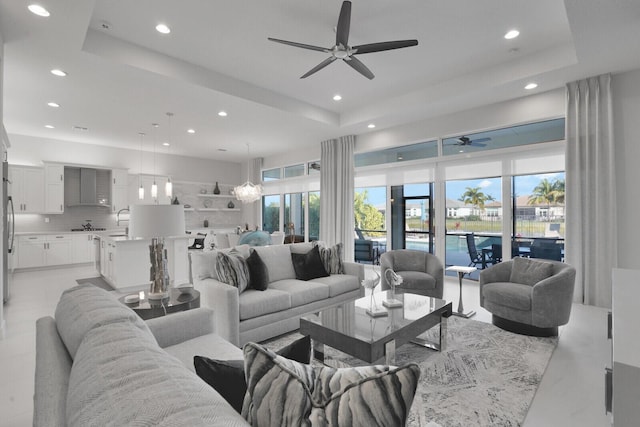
(3, 161), (15, 303)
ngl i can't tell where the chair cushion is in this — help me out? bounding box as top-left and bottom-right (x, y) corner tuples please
(241, 342), (420, 427)
(238, 288), (291, 320)
(509, 256), (554, 286)
(54, 284), (153, 359)
(252, 245), (297, 282)
(395, 270), (436, 290)
(482, 282), (532, 311)
(268, 279), (330, 307)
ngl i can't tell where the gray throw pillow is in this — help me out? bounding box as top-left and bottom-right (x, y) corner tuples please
(291, 246), (329, 281)
(509, 257), (554, 286)
(246, 249), (269, 291)
(242, 342), (420, 426)
(314, 242), (344, 274)
(214, 251), (250, 293)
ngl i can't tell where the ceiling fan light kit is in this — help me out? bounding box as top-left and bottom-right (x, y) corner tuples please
(268, 1), (418, 80)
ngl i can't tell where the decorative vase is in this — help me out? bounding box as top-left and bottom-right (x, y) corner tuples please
(213, 182), (220, 194)
(227, 200), (235, 209)
(172, 196), (180, 205)
(204, 219), (209, 228)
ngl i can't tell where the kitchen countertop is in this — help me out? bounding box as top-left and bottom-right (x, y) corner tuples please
(15, 230), (123, 236)
(15, 230), (192, 242)
(95, 231), (191, 243)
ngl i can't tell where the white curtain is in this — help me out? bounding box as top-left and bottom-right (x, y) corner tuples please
(566, 74), (617, 308)
(320, 135), (355, 261)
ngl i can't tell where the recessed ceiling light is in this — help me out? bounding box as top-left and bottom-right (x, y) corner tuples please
(504, 30), (520, 40)
(72, 126), (88, 131)
(162, 142), (170, 146)
(218, 111), (227, 117)
(50, 69), (67, 77)
(367, 123), (375, 129)
(28, 4), (50, 17)
(524, 82), (538, 90)
(156, 23), (171, 34)
(47, 102), (60, 108)
(333, 94), (342, 101)
(187, 129), (195, 134)
(44, 124), (55, 129)
(217, 148), (227, 152)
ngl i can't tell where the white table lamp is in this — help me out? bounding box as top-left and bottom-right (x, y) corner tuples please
(128, 205), (186, 299)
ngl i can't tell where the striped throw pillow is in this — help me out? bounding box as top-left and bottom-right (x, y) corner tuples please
(314, 242), (344, 274)
(214, 251), (250, 293)
(242, 342), (420, 426)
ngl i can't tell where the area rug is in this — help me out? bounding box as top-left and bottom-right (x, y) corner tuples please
(260, 316), (558, 427)
(76, 276), (114, 291)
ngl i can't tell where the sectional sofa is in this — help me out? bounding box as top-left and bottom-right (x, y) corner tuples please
(189, 242), (365, 346)
(34, 283), (250, 426)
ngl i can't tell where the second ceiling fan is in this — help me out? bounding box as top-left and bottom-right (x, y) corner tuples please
(268, 1), (418, 80)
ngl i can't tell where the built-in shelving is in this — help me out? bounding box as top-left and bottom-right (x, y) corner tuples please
(183, 208), (195, 212)
(196, 194), (235, 199)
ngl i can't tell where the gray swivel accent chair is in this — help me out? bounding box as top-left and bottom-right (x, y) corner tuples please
(479, 257), (576, 337)
(380, 250), (444, 299)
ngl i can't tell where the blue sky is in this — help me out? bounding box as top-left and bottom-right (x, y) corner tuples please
(356, 173), (565, 206)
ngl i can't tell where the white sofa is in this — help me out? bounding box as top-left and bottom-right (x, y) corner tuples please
(34, 283), (249, 426)
(190, 242), (365, 346)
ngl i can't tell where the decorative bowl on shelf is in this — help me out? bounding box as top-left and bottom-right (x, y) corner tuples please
(184, 204), (191, 209)
(200, 189), (207, 194)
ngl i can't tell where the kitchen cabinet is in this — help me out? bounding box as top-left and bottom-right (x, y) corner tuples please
(44, 163), (64, 214)
(9, 165), (45, 213)
(71, 233), (95, 264)
(16, 234), (73, 268)
(111, 168), (129, 213)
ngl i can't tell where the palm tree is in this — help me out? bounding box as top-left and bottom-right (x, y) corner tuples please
(459, 187), (489, 211)
(528, 178), (563, 218)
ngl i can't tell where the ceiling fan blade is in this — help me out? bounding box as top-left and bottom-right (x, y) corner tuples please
(473, 142), (487, 147)
(344, 56), (374, 80)
(353, 39), (419, 55)
(300, 56), (337, 79)
(336, 1), (351, 47)
(267, 37), (329, 53)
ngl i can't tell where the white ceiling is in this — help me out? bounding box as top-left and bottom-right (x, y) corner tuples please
(1, 0), (640, 162)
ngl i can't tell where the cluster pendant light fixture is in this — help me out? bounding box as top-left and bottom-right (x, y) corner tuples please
(234, 143), (263, 204)
(138, 132), (145, 200)
(165, 112), (173, 198)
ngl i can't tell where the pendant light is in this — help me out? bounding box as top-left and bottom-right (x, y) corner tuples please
(151, 123), (159, 199)
(138, 132), (145, 200)
(234, 143), (263, 203)
(165, 112), (173, 198)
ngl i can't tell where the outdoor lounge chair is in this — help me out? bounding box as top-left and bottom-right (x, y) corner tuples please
(466, 233), (486, 268)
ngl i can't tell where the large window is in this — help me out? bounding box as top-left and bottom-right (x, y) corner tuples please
(355, 140), (437, 167)
(284, 193), (305, 241)
(354, 186), (386, 262)
(445, 177), (502, 279)
(262, 195), (280, 233)
(513, 173), (565, 261)
(308, 191), (320, 241)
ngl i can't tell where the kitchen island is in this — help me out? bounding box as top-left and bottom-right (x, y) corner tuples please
(95, 232), (190, 292)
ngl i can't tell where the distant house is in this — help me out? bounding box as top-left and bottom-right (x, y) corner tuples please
(446, 199), (476, 218)
(514, 195), (565, 220)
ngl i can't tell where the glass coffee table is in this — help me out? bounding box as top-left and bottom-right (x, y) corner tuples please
(300, 291), (452, 365)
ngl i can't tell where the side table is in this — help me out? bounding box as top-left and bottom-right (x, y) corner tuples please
(119, 288), (200, 320)
(445, 266), (477, 318)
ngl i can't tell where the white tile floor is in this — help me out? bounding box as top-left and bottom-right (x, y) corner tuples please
(0, 265), (612, 427)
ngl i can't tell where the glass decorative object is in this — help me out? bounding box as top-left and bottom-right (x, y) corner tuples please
(383, 268), (404, 308)
(362, 267), (387, 317)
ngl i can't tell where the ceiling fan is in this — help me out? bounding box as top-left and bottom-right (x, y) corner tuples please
(449, 136), (492, 147)
(267, 1), (418, 80)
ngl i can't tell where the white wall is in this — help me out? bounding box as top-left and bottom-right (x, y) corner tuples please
(1, 20), (6, 337)
(7, 134), (241, 185)
(613, 69), (640, 270)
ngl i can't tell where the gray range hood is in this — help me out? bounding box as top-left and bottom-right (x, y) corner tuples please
(66, 167), (111, 207)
